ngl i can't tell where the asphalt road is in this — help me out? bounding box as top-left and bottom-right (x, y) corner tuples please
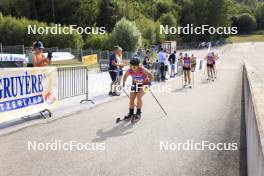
(0, 43), (253, 176)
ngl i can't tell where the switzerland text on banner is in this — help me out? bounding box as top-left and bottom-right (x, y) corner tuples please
(0, 67), (58, 123)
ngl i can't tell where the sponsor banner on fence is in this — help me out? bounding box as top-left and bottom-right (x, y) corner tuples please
(82, 54), (98, 65)
(0, 67), (58, 123)
(43, 52), (75, 61)
(0, 54), (27, 62)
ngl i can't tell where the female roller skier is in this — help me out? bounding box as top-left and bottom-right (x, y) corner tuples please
(122, 57), (154, 123)
(182, 53), (192, 88)
(205, 52), (215, 81)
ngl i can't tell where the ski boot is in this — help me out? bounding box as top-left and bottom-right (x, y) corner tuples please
(131, 113), (141, 124)
(124, 113), (133, 121)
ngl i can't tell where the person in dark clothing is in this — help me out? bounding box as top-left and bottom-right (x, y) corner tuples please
(157, 48), (166, 81)
(143, 50), (151, 69)
(168, 51), (176, 77)
(109, 46), (124, 96)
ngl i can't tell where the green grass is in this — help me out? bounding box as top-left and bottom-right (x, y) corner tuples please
(253, 30), (264, 35)
(227, 31), (264, 43)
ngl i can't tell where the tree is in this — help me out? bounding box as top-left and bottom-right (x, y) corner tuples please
(159, 13), (178, 40)
(97, 0), (121, 32)
(135, 15), (156, 46)
(179, 0), (208, 41)
(75, 0), (101, 27)
(256, 3), (264, 29)
(235, 13), (256, 34)
(206, 0), (235, 40)
(153, 0), (172, 20)
(0, 13), (83, 48)
(84, 33), (112, 50)
(112, 17), (141, 51)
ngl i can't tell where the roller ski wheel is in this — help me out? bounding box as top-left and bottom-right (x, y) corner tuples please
(189, 85), (192, 88)
(116, 118), (121, 123)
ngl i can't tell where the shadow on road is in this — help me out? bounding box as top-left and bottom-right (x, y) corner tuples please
(173, 87), (187, 93)
(0, 114), (44, 130)
(92, 121), (133, 142)
(200, 80), (211, 84)
(240, 71), (247, 176)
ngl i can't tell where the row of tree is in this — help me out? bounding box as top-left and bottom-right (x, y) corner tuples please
(0, 0), (263, 51)
(0, 13), (142, 51)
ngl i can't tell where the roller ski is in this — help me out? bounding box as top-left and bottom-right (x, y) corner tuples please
(116, 114), (133, 123)
(183, 83), (192, 89)
(207, 77), (214, 82)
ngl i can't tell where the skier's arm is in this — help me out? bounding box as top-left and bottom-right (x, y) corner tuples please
(122, 71), (129, 87)
(143, 68), (154, 82)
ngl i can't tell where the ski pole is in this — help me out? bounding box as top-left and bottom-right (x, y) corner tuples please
(123, 88), (138, 108)
(203, 63), (208, 81)
(123, 89), (130, 98)
(149, 89), (167, 116)
(192, 71), (194, 88)
(182, 74), (184, 87)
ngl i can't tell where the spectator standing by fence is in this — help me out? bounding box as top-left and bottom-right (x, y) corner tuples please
(157, 48), (166, 81)
(108, 46), (124, 96)
(115, 46), (124, 93)
(168, 51), (177, 77)
(143, 50), (151, 69)
(164, 49), (170, 79)
(26, 43), (34, 67)
(32, 41), (51, 67)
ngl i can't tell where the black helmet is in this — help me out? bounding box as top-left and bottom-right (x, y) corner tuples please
(130, 57), (140, 66)
(33, 41), (44, 49)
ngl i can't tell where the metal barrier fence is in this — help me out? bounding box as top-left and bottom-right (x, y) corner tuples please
(0, 43), (133, 61)
(243, 64), (264, 176)
(57, 66), (87, 100)
(2, 45), (24, 54)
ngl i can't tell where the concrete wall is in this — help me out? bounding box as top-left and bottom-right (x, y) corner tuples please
(243, 63), (264, 176)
